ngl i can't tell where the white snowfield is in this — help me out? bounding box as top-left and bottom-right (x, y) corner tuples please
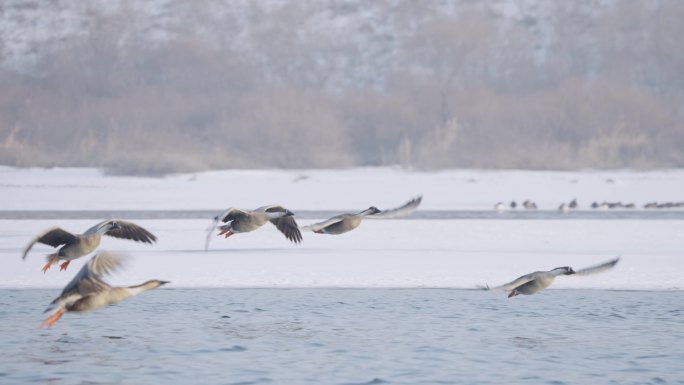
(1, 166), (682, 289)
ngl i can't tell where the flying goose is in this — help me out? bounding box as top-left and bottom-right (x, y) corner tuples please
(303, 206), (382, 235)
(303, 196), (421, 235)
(205, 205), (302, 250)
(22, 219), (157, 273)
(486, 257), (620, 298)
(41, 251), (168, 328)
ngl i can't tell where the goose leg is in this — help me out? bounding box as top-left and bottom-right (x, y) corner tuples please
(59, 260), (71, 271)
(508, 290), (519, 298)
(217, 227), (233, 237)
(42, 255), (59, 273)
(41, 308), (65, 328)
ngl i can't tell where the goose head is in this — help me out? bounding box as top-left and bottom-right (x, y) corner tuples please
(97, 220), (121, 234)
(118, 280), (170, 300)
(270, 209), (295, 218)
(363, 206), (381, 216)
(551, 266), (576, 276)
(141, 280), (170, 290)
(265, 207), (295, 219)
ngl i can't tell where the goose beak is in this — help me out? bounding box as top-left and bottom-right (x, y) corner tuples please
(286, 210), (295, 216)
(159, 280), (171, 286)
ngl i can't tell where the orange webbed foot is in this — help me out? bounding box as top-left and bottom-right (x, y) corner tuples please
(41, 255), (59, 274)
(218, 227), (235, 238)
(59, 260), (71, 271)
(41, 308), (65, 328)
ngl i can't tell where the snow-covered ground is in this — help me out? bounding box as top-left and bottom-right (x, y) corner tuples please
(0, 167), (682, 289)
(2, 166), (684, 211)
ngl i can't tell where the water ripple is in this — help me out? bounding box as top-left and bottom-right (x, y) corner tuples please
(1, 289), (682, 385)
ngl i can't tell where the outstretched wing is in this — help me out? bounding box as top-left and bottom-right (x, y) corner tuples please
(104, 220), (157, 243)
(270, 216), (303, 243)
(256, 205), (302, 243)
(204, 215), (221, 251)
(22, 227), (77, 260)
(301, 215), (345, 232)
(574, 256), (620, 276)
(368, 196), (423, 219)
(486, 272), (537, 293)
(64, 251), (124, 296)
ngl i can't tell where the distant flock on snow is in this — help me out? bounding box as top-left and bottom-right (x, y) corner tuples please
(495, 199), (684, 212)
(20, 194), (636, 327)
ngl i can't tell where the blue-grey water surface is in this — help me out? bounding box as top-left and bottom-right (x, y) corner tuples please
(1, 289), (682, 385)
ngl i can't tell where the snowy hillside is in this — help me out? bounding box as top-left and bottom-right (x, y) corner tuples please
(0, 0), (600, 85)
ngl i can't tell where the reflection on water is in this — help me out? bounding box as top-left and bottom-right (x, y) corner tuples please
(1, 289), (682, 384)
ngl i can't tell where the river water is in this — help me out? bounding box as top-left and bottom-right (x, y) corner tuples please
(1, 288), (682, 385)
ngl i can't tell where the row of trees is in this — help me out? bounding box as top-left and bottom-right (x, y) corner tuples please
(1, 0), (682, 174)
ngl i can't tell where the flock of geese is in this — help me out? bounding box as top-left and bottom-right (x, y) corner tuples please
(21, 195), (620, 328)
(496, 198), (684, 212)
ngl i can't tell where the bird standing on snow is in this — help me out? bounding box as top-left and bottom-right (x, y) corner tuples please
(205, 205), (302, 250)
(22, 219), (157, 273)
(41, 251), (169, 328)
(486, 257), (620, 298)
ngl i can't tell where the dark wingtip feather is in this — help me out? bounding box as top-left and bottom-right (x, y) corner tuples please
(271, 217), (303, 244)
